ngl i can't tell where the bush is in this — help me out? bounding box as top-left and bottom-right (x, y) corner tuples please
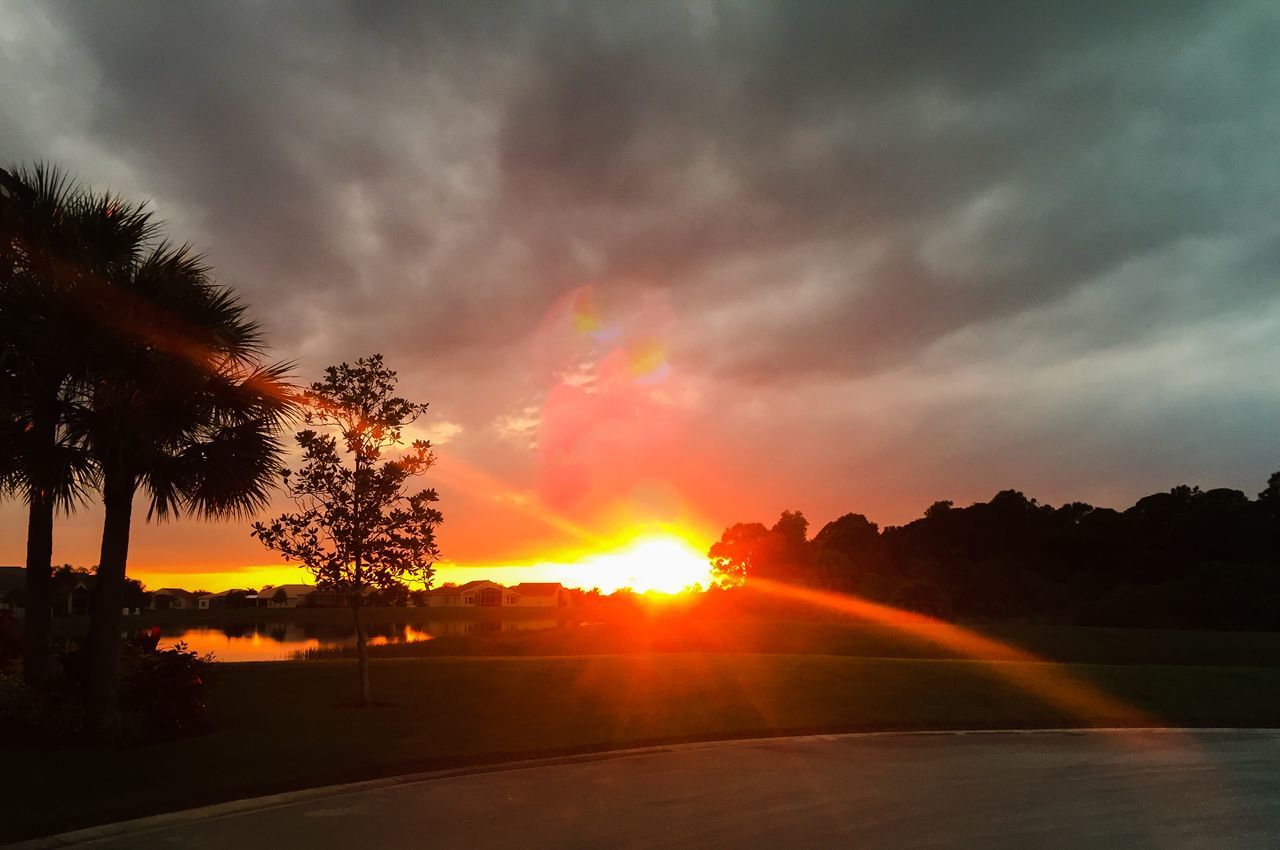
(0, 632), (214, 746)
(0, 672), (86, 745)
(0, 611), (20, 673)
(119, 640), (214, 740)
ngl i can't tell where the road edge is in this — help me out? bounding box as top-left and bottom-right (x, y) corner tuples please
(9, 727), (1279, 848)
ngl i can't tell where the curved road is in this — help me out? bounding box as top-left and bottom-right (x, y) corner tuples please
(22, 730), (1280, 849)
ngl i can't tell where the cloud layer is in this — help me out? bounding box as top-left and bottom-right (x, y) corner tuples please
(2, 0), (1279, 569)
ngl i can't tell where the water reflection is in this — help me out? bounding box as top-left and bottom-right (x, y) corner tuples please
(157, 619), (566, 662)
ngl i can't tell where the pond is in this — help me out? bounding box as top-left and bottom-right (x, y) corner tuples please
(150, 619), (569, 662)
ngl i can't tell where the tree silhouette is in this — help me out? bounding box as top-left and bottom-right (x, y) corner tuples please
(713, 470), (1280, 629)
(76, 243), (293, 732)
(1260, 472), (1280, 516)
(1, 165), (154, 684)
(708, 522), (770, 587)
(253, 355), (441, 706)
(709, 512), (812, 587)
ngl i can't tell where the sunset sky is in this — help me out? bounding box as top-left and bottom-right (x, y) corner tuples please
(2, 2), (1279, 592)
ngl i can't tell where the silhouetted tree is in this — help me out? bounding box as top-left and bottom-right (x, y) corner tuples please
(709, 512), (816, 587)
(708, 522), (771, 587)
(771, 510), (809, 549)
(711, 469), (1280, 629)
(924, 500), (953, 519)
(1, 165), (154, 684)
(811, 513), (882, 589)
(78, 244), (293, 732)
(1260, 473), (1280, 517)
(252, 355), (441, 706)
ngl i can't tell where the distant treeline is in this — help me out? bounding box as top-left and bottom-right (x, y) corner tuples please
(709, 472), (1280, 630)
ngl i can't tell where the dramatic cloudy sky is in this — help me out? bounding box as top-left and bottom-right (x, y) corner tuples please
(2, 1), (1279, 587)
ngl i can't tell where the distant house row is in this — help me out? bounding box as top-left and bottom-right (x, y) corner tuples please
(150, 584), (361, 610)
(0, 568), (572, 614)
(422, 580), (570, 608)
(133, 580), (572, 611)
(0, 565), (144, 616)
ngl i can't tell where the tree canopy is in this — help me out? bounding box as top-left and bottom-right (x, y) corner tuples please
(710, 474), (1280, 630)
(253, 354), (441, 704)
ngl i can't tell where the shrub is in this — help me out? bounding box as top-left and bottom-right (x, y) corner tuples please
(0, 611), (20, 674)
(0, 633), (214, 746)
(119, 639), (214, 741)
(0, 672), (86, 745)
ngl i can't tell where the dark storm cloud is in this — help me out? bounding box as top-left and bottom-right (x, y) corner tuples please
(486, 0), (1279, 382)
(2, 0), (1278, 534)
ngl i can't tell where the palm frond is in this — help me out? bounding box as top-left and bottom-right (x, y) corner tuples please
(180, 419), (286, 520)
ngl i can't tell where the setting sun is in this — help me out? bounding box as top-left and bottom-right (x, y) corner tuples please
(567, 534), (714, 595)
(432, 531), (715, 596)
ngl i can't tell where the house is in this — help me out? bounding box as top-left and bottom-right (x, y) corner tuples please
(0, 567), (144, 616)
(149, 588), (200, 611)
(0, 566), (23, 612)
(424, 580), (513, 608)
(52, 571), (93, 616)
(196, 589), (258, 610)
(423, 580), (568, 608)
(513, 582), (569, 607)
(301, 588), (372, 607)
(257, 584), (314, 608)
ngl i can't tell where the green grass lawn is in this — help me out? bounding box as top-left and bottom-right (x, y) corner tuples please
(302, 615), (1280, 667)
(5, 652), (1280, 841)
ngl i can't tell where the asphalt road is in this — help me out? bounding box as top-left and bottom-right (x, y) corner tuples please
(25, 730), (1280, 849)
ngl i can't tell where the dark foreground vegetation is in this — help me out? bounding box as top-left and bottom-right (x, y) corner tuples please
(712, 475), (1280, 630)
(4, 648), (1280, 842)
(1, 164), (293, 735)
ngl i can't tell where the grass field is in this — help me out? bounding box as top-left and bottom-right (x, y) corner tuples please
(298, 615), (1280, 667)
(5, 651), (1280, 841)
(56, 602), (1280, 667)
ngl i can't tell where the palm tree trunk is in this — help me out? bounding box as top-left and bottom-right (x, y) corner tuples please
(21, 398), (58, 686)
(351, 599), (372, 707)
(86, 464), (134, 734)
(22, 487), (54, 686)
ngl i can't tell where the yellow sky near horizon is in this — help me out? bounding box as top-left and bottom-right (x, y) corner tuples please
(131, 531), (715, 595)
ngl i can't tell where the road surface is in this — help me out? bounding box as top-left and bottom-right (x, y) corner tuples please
(21, 730), (1280, 848)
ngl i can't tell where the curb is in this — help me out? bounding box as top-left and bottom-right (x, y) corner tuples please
(9, 727), (1279, 848)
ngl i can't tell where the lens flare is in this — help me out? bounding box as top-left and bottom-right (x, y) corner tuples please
(746, 577), (1158, 728)
(627, 338), (671, 385)
(570, 286), (620, 345)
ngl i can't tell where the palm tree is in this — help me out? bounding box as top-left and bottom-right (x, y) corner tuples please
(75, 243), (294, 730)
(0, 165), (154, 684)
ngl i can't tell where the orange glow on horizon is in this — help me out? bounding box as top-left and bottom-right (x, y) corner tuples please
(133, 529), (714, 595)
(438, 530), (714, 595)
(132, 564), (314, 593)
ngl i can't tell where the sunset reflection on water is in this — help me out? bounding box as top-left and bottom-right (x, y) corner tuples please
(157, 620), (565, 662)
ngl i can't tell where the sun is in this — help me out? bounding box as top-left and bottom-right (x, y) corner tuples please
(566, 533), (713, 595)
